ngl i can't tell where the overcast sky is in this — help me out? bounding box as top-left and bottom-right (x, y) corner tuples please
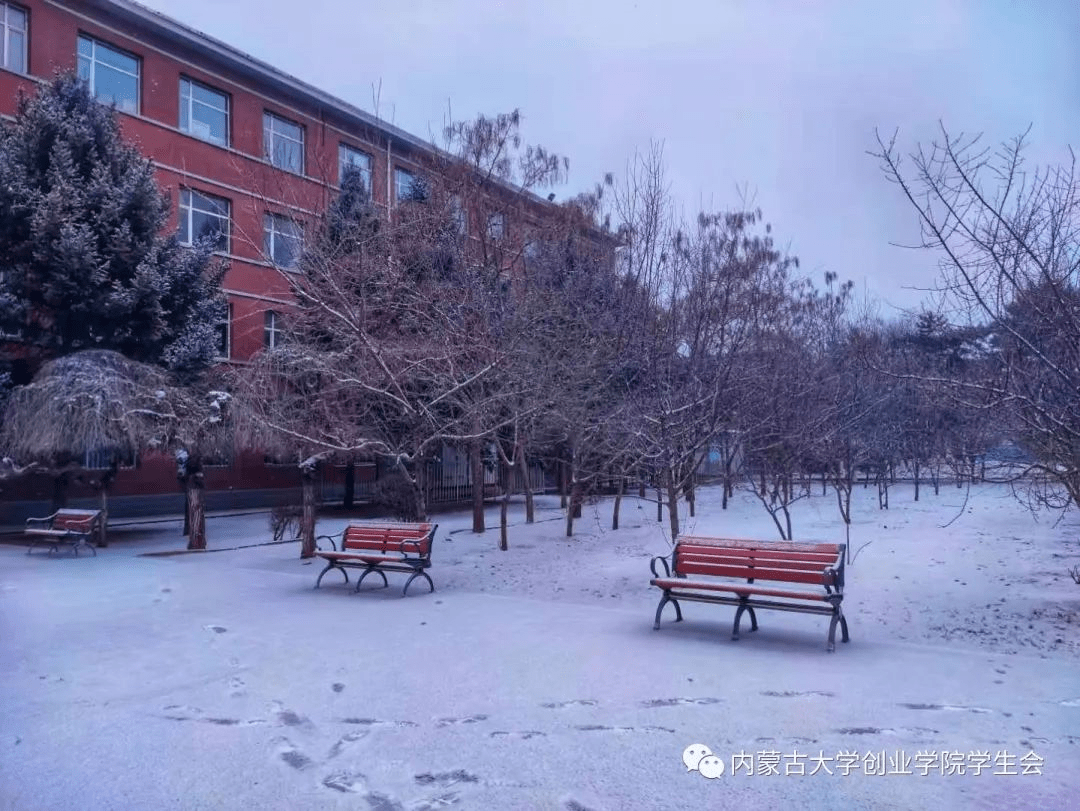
(139, 0), (1080, 317)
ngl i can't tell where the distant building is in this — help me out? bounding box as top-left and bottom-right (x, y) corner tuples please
(0, 0), (565, 522)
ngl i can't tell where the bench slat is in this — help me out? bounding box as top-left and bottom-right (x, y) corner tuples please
(676, 561), (833, 585)
(677, 536), (841, 554)
(677, 544), (839, 565)
(652, 578), (830, 602)
(678, 553), (832, 573)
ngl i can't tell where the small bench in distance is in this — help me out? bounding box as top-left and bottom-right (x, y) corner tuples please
(650, 536), (849, 652)
(314, 522), (437, 597)
(25, 509), (104, 557)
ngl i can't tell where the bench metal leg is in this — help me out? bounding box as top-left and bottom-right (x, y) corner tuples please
(826, 599), (849, 653)
(315, 562), (348, 589)
(402, 571), (434, 596)
(355, 567), (389, 592)
(732, 600), (757, 640)
(827, 608), (850, 652)
(653, 592), (683, 630)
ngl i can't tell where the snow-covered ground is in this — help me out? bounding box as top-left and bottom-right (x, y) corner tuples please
(1, 483), (1077, 810)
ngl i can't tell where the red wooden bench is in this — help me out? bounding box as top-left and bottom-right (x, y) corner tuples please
(650, 536), (849, 652)
(25, 509), (104, 557)
(314, 522), (437, 596)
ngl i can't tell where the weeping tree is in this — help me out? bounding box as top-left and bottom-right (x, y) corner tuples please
(0, 351), (186, 545)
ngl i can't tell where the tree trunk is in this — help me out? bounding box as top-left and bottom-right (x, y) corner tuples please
(299, 463), (318, 558)
(344, 462), (355, 509)
(656, 486), (663, 522)
(471, 433), (485, 533)
(412, 455), (429, 522)
(559, 454), (569, 509)
(686, 475), (695, 518)
(565, 482), (582, 537)
(666, 474), (681, 541)
(913, 459), (920, 502)
(186, 470), (207, 551)
(98, 481), (109, 547)
(182, 487), (190, 536)
(612, 475), (623, 530)
(51, 473), (69, 512)
(517, 443), (534, 524)
(499, 456), (511, 551)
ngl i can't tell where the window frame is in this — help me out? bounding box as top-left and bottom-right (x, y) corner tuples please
(215, 302), (232, 361)
(486, 212), (506, 242)
(77, 34), (140, 114)
(263, 111), (304, 174)
(178, 188), (231, 253)
(0, 2), (27, 74)
(339, 143), (373, 191)
(450, 195), (467, 236)
(394, 167), (417, 205)
(263, 212), (303, 270)
(264, 309), (284, 349)
(179, 75), (229, 147)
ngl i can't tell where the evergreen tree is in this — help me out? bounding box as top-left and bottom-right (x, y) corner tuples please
(0, 74), (225, 381)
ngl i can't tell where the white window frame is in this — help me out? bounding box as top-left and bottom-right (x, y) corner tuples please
(180, 76), (229, 146)
(263, 111), (304, 174)
(77, 34), (140, 114)
(1, 2), (27, 74)
(215, 302), (232, 361)
(263, 212), (303, 269)
(339, 143), (372, 191)
(394, 167), (416, 205)
(264, 310), (284, 349)
(179, 188), (230, 253)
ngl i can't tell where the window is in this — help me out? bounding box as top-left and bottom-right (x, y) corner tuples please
(394, 167), (420, 204)
(263, 112), (304, 173)
(77, 35), (139, 113)
(264, 310), (284, 349)
(1, 3), (26, 73)
(179, 189), (230, 252)
(450, 195), (467, 235)
(339, 144), (372, 190)
(180, 77), (228, 146)
(263, 213), (303, 268)
(215, 303), (232, 360)
(486, 212), (505, 241)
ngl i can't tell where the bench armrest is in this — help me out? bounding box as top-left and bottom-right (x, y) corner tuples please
(650, 554), (672, 578)
(315, 534), (338, 552)
(26, 512), (60, 529)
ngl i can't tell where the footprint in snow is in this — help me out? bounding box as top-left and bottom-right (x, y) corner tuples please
(541, 700), (597, 709)
(434, 714), (488, 728)
(273, 737), (313, 771)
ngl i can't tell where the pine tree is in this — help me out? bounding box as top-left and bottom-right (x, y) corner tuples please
(0, 74), (225, 381)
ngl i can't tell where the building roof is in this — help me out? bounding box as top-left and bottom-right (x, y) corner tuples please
(78, 0), (562, 212)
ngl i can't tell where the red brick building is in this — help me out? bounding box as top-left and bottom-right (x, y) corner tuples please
(0, 0), (556, 522)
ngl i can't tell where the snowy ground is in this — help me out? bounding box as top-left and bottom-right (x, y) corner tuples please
(1, 483), (1078, 810)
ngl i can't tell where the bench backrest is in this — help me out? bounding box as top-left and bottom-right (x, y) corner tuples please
(673, 536), (845, 588)
(341, 522), (436, 556)
(52, 510), (103, 532)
